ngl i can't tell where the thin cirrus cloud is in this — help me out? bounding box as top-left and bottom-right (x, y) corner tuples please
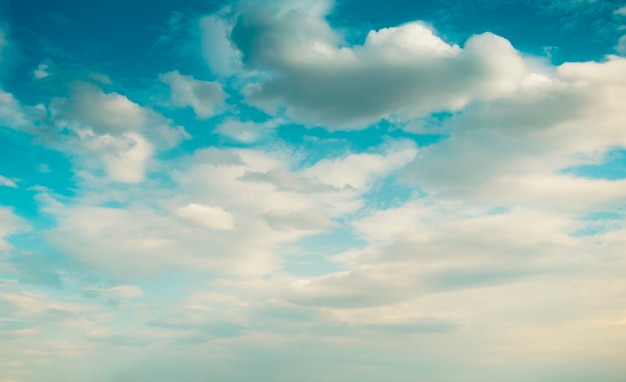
(0, 0), (625, 381)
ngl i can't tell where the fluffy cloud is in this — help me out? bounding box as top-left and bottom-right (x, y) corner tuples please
(55, 82), (148, 135)
(38, 139), (413, 279)
(85, 132), (154, 183)
(219, 2), (529, 128)
(159, 71), (225, 118)
(402, 56), (626, 213)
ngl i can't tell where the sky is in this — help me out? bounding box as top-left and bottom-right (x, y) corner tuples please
(1, 0), (626, 381)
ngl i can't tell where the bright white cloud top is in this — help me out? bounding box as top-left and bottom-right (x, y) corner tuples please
(1, 0), (626, 381)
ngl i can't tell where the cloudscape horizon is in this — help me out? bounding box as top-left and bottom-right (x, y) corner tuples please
(1, 0), (626, 381)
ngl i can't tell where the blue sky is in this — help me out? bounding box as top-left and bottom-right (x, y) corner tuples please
(1, 0), (626, 381)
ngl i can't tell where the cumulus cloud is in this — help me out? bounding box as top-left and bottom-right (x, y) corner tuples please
(218, 2), (529, 128)
(36, 82), (189, 183)
(402, 56), (626, 213)
(159, 71), (225, 118)
(3, 2), (626, 378)
(37, 140), (411, 279)
(76, 131), (154, 183)
(55, 82), (148, 135)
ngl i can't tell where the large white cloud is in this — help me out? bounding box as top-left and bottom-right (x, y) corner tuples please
(217, 1), (529, 128)
(402, 56), (626, 214)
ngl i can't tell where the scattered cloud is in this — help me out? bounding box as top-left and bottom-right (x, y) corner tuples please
(1, 0), (626, 380)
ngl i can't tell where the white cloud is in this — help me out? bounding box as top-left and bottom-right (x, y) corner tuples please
(284, 207), (587, 309)
(100, 133), (153, 183)
(222, 3), (528, 128)
(33, 63), (50, 79)
(302, 140), (417, 191)
(159, 71), (225, 119)
(401, 56), (626, 214)
(177, 203), (236, 230)
(0, 175), (17, 188)
(56, 82), (148, 135)
(38, 140), (412, 279)
(76, 131), (154, 184)
(39, 82), (189, 183)
(614, 6), (626, 16)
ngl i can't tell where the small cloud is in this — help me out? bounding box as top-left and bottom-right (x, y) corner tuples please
(0, 175), (17, 188)
(614, 6), (626, 16)
(33, 63), (50, 79)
